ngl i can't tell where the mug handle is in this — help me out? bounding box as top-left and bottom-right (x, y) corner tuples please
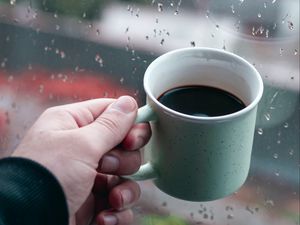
(123, 105), (158, 181)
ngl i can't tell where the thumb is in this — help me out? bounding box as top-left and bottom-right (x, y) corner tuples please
(78, 96), (138, 157)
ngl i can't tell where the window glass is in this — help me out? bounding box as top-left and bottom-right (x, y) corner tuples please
(0, 1), (299, 224)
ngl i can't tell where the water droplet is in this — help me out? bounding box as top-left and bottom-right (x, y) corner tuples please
(88, 24), (93, 29)
(273, 153), (278, 159)
(264, 113), (271, 121)
(246, 205), (255, 214)
(272, 0), (277, 3)
(257, 128), (263, 135)
(10, 0), (16, 5)
(205, 10), (210, 18)
(157, 3), (163, 12)
(82, 12), (86, 18)
(54, 13), (58, 18)
(60, 51), (66, 59)
(190, 41), (196, 47)
(203, 213), (208, 219)
(216, 24), (220, 29)
(264, 2), (267, 8)
(265, 199), (274, 207)
(225, 205), (234, 211)
(7, 75), (14, 82)
(274, 171), (280, 176)
(125, 27), (129, 33)
(227, 214), (234, 219)
(55, 25), (60, 31)
(96, 29), (100, 36)
(95, 54), (103, 67)
(258, 13), (262, 18)
(289, 149), (294, 156)
(160, 38), (165, 45)
(265, 29), (269, 38)
(239, 0), (244, 3)
(287, 21), (294, 30)
(120, 77), (124, 84)
(277, 139), (281, 144)
(39, 84), (44, 93)
(174, 9), (179, 15)
(230, 4), (235, 14)
(294, 49), (298, 55)
(222, 40), (226, 50)
(283, 122), (289, 128)
(162, 201), (167, 207)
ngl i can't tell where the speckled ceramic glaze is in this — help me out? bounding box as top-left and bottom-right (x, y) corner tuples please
(131, 47), (264, 201)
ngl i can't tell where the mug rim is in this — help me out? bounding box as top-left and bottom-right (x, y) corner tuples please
(143, 47), (264, 122)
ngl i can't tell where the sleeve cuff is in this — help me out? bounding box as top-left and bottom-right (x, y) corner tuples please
(0, 157), (69, 225)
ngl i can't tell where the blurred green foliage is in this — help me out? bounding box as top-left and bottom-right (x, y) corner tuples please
(142, 215), (189, 225)
(36, 0), (103, 20)
(0, 0), (150, 19)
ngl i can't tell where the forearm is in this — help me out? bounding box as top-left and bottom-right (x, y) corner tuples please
(0, 157), (68, 225)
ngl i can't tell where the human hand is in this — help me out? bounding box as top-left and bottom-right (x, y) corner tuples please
(13, 96), (151, 225)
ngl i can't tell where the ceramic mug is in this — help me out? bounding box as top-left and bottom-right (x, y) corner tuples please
(128, 47), (264, 201)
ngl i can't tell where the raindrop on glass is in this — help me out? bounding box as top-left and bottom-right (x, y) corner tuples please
(273, 153), (278, 159)
(257, 13), (262, 18)
(7, 75), (14, 82)
(60, 51), (66, 59)
(96, 29), (100, 36)
(264, 113), (271, 121)
(283, 122), (289, 128)
(190, 41), (196, 47)
(271, 0), (277, 3)
(205, 10), (210, 18)
(120, 77), (124, 84)
(264, 2), (267, 8)
(274, 171), (280, 176)
(265, 29), (269, 38)
(245, 205), (255, 214)
(294, 49), (298, 55)
(82, 12), (87, 18)
(95, 54), (104, 67)
(216, 24), (220, 29)
(230, 5), (235, 14)
(10, 0), (16, 5)
(257, 128), (263, 135)
(289, 149), (294, 156)
(39, 85), (44, 94)
(279, 48), (284, 55)
(157, 3), (163, 12)
(287, 21), (294, 30)
(160, 38), (165, 45)
(227, 214), (234, 219)
(55, 25), (60, 31)
(174, 9), (179, 15)
(265, 199), (274, 207)
(54, 13), (58, 18)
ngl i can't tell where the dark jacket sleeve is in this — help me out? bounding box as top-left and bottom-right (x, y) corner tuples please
(0, 157), (68, 225)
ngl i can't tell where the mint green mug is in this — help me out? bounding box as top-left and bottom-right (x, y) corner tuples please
(129, 47), (263, 201)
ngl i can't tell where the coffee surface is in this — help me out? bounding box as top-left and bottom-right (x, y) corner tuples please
(158, 85), (246, 117)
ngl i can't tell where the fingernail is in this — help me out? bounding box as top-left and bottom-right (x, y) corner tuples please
(121, 189), (133, 206)
(110, 96), (136, 113)
(103, 215), (117, 225)
(101, 155), (119, 172)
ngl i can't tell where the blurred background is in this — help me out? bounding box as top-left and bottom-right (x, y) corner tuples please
(0, 0), (299, 224)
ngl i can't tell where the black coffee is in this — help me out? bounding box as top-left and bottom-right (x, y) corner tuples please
(158, 85), (246, 117)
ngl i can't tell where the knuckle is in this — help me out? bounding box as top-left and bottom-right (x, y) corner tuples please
(95, 116), (122, 139)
